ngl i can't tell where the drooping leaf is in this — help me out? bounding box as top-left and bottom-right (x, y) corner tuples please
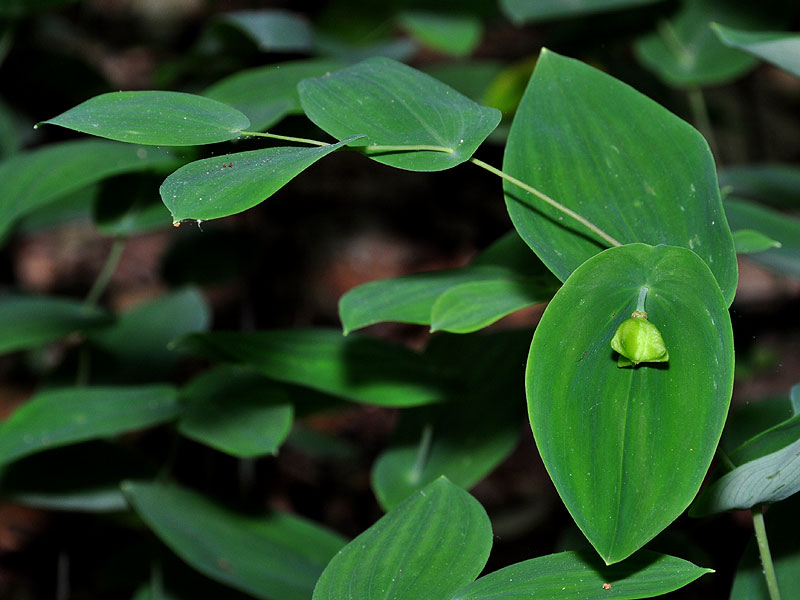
(527, 244), (733, 564)
(298, 57), (501, 171)
(725, 197), (800, 277)
(178, 365), (293, 458)
(38, 91), (250, 146)
(713, 24), (800, 78)
(0, 385), (179, 465)
(719, 164), (800, 210)
(89, 289), (210, 376)
(730, 496), (800, 600)
(733, 229), (782, 254)
(397, 11), (482, 58)
(0, 140), (179, 242)
(452, 549), (711, 599)
(0, 295), (109, 354)
(217, 10), (314, 53)
(177, 329), (450, 407)
(204, 59), (343, 131)
(504, 49), (737, 305)
(123, 480), (345, 600)
(160, 137), (360, 223)
(501, 0), (662, 24)
(633, 0), (776, 87)
(313, 477), (491, 600)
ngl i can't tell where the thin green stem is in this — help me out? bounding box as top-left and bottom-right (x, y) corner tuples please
(469, 157), (623, 248)
(84, 238), (125, 308)
(240, 130), (330, 147)
(410, 423), (434, 484)
(636, 287), (649, 313)
(753, 506), (782, 600)
(687, 88), (718, 158)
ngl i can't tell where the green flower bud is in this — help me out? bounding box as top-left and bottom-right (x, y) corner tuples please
(610, 314), (669, 368)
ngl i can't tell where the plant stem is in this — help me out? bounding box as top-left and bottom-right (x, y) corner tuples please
(240, 130), (330, 146)
(753, 506), (782, 600)
(687, 88), (718, 158)
(84, 238), (125, 308)
(469, 157), (622, 248)
(410, 423), (434, 484)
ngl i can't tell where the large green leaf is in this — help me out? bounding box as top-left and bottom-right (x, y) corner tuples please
(313, 477), (491, 600)
(633, 0), (768, 87)
(160, 137), (360, 223)
(452, 550), (711, 599)
(500, 0), (662, 24)
(123, 480), (345, 600)
(204, 59), (343, 132)
(298, 57), (501, 171)
(178, 366), (293, 458)
(217, 10), (314, 53)
(397, 11), (481, 58)
(0, 385), (179, 465)
(0, 140), (178, 241)
(177, 329), (450, 407)
(39, 91), (250, 146)
(504, 50), (737, 305)
(713, 24), (800, 79)
(0, 295), (109, 354)
(725, 197), (800, 277)
(527, 244), (734, 564)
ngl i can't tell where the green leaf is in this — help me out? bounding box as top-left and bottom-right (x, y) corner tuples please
(38, 91), (250, 146)
(633, 0), (772, 87)
(397, 11), (482, 58)
(430, 277), (555, 334)
(423, 61), (503, 105)
(204, 59), (343, 132)
(298, 57), (501, 171)
(719, 164), (800, 210)
(177, 329), (450, 407)
(313, 477), (491, 600)
(725, 197), (800, 277)
(0, 99), (19, 159)
(89, 289), (210, 375)
(160, 137), (360, 223)
(453, 549), (711, 599)
(730, 496), (800, 600)
(500, 0), (662, 24)
(733, 229), (782, 254)
(123, 480), (345, 600)
(527, 244), (734, 564)
(713, 23), (800, 78)
(0, 385), (179, 465)
(0, 140), (179, 242)
(0, 295), (109, 354)
(217, 10), (314, 53)
(721, 394), (797, 457)
(178, 366), (293, 458)
(504, 49), (737, 306)
(94, 174), (173, 236)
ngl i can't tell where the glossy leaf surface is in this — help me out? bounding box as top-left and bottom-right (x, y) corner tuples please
(40, 91), (250, 145)
(714, 24), (800, 78)
(397, 11), (481, 57)
(527, 244), (733, 563)
(0, 140), (178, 241)
(298, 57), (501, 171)
(504, 50), (736, 305)
(313, 477), (491, 600)
(725, 197), (800, 277)
(0, 385), (179, 465)
(500, 0), (661, 24)
(204, 59), (342, 131)
(453, 550), (711, 599)
(161, 137), (358, 223)
(177, 329), (449, 407)
(634, 0), (765, 87)
(123, 480), (345, 600)
(178, 366), (293, 458)
(0, 295), (109, 354)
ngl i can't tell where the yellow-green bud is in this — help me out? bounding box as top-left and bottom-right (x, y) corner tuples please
(610, 314), (669, 368)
